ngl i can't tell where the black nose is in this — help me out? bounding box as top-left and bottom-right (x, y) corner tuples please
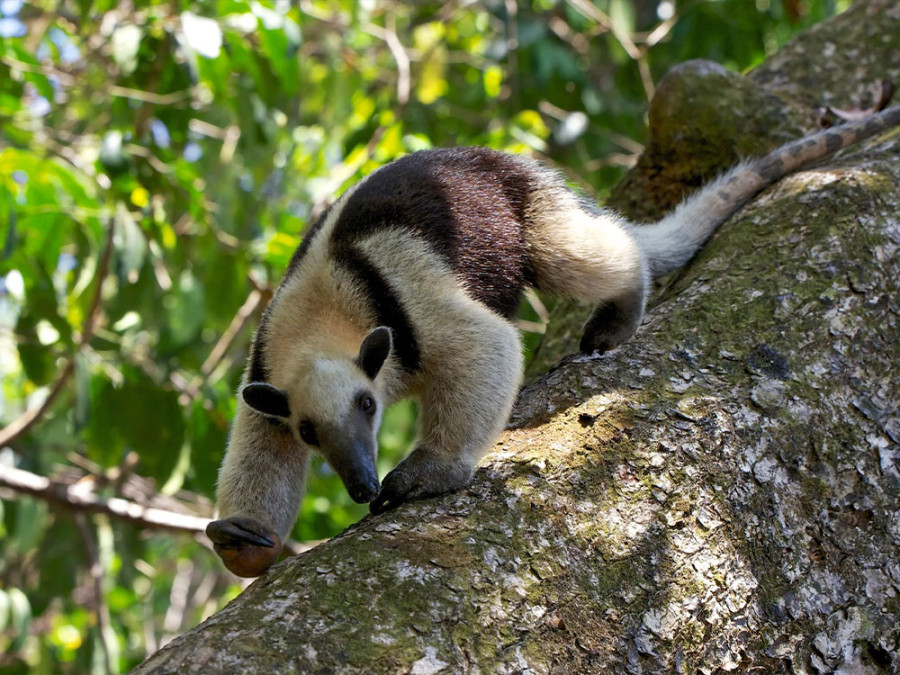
(349, 478), (379, 503)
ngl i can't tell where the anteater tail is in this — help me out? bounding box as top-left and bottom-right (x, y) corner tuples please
(630, 105), (900, 277)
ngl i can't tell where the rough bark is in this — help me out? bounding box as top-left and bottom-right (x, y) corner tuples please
(137, 3), (900, 673)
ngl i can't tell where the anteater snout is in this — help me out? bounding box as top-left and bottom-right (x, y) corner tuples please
(348, 477), (380, 503)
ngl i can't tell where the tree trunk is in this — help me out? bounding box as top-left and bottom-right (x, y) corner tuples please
(136, 3), (900, 672)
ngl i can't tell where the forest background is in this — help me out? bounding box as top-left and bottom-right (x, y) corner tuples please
(0, 0), (850, 672)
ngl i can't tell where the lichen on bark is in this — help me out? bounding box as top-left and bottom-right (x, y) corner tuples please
(137, 3), (900, 673)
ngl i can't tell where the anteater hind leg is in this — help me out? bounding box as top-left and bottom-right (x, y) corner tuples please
(527, 194), (649, 354)
(370, 305), (522, 513)
(579, 283), (647, 354)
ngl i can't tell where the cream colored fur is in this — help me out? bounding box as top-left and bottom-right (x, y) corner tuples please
(356, 232), (523, 472)
(525, 180), (647, 304)
(217, 404), (310, 538)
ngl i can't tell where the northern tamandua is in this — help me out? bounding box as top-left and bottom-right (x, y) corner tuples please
(207, 105), (900, 577)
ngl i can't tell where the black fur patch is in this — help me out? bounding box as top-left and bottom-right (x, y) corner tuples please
(285, 203), (333, 279)
(242, 382), (291, 418)
(357, 326), (392, 380)
(754, 155), (786, 181)
(332, 243), (421, 373)
(824, 131), (844, 154)
(247, 308), (273, 383)
(330, 147), (536, 318)
(250, 148), (540, 382)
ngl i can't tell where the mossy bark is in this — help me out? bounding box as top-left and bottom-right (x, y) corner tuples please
(137, 3), (900, 672)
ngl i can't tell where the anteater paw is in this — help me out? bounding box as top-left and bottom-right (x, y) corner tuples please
(369, 447), (473, 514)
(206, 517), (282, 578)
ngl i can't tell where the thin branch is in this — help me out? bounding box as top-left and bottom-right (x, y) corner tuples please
(0, 56), (198, 106)
(644, 14), (679, 48)
(504, 0), (519, 106)
(0, 464), (212, 533)
(0, 463), (324, 556)
(201, 289), (265, 378)
(564, 0), (656, 102)
(171, 286), (266, 408)
(75, 513), (114, 675)
(309, 124), (389, 221)
(636, 56), (656, 102)
(163, 558), (193, 636)
(565, 0), (640, 59)
(109, 85), (198, 106)
(365, 19), (411, 106)
(0, 361), (77, 450)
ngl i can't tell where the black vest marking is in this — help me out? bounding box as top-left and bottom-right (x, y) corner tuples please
(332, 243), (421, 373)
(332, 147), (535, 318)
(247, 307), (273, 383)
(284, 203), (333, 280)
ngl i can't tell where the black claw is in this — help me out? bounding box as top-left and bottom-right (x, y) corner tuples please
(206, 518), (276, 549)
(369, 490), (399, 514)
(369, 469), (414, 515)
(369, 479), (408, 514)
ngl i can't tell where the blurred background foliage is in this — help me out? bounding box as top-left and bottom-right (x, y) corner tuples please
(0, 0), (847, 671)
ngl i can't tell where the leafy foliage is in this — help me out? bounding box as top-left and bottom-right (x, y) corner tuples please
(0, 0), (844, 671)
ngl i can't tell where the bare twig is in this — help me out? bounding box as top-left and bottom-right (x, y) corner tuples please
(200, 289), (265, 378)
(108, 85), (198, 106)
(174, 286), (266, 407)
(504, 0), (519, 105)
(366, 18), (411, 106)
(644, 14), (679, 48)
(163, 559), (193, 636)
(0, 361), (78, 450)
(564, 0), (656, 102)
(0, 464), (212, 533)
(0, 463), (325, 556)
(636, 56), (655, 101)
(75, 513), (114, 675)
(0, 56), (198, 106)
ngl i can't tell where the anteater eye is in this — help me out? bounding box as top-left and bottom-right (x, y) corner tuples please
(298, 420), (318, 446)
(358, 393), (376, 415)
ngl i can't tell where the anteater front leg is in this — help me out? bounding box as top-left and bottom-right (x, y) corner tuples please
(370, 309), (523, 513)
(207, 406), (310, 576)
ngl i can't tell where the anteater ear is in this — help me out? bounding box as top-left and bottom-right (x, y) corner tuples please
(357, 326), (392, 380)
(242, 383), (291, 419)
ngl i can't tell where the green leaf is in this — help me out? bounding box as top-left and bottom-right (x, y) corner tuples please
(160, 270), (205, 352)
(86, 372), (186, 481)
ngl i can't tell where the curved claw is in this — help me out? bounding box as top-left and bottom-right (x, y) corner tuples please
(207, 517), (276, 549)
(206, 517), (282, 578)
(368, 489), (401, 514)
(369, 447), (475, 514)
(369, 467), (416, 514)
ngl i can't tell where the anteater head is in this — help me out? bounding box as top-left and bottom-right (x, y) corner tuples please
(241, 326), (392, 504)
